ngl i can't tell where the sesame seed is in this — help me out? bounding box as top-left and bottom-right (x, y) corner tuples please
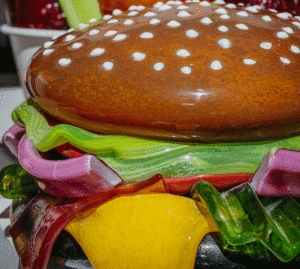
(124, 19), (134, 25)
(113, 34), (127, 41)
(280, 57), (291, 64)
(128, 5), (138, 10)
(199, 1), (210, 6)
(144, 12), (157, 17)
(236, 23), (249, 30)
(103, 15), (112, 20)
(210, 60), (222, 70)
(225, 3), (236, 9)
(177, 49), (191, 57)
(167, 20), (181, 27)
(132, 52), (146, 61)
(127, 11), (138, 16)
(292, 21), (300, 28)
(282, 27), (294, 34)
(245, 6), (259, 13)
(214, 0), (225, 4)
(218, 38), (231, 49)
(220, 14), (230, 19)
(140, 32), (154, 38)
(71, 42), (83, 49)
(89, 18), (98, 23)
(218, 26), (229, 32)
(177, 5), (189, 9)
(177, 11), (191, 17)
(276, 12), (292, 19)
(58, 58), (71, 66)
(43, 49), (54, 55)
(181, 66), (192, 74)
(112, 9), (123, 16)
(260, 42), (272, 49)
(154, 63), (164, 71)
(102, 62), (114, 70)
(107, 19), (118, 24)
(291, 45), (300, 53)
(44, 41), (54, 48)
(153, 2), (164, 8)
(137, 5), (146, 10)
(104, 30), (118, 37)
(200, 17), (213, 24)
(277, 31), (289, 39)
(215, 8), (227, 14)
(243, 59), (256, 65)
(79, 23), (89, 29)
(159, 4), (172, 11)
(186, 29), (199, 38)
(65, 34), (76, 41)
(149, 19), (161, 25)
(261, 15), (272, 22)
(90, 48), (105, 56)
(236, 11), (249, 17)
(89, 29), (100, 36)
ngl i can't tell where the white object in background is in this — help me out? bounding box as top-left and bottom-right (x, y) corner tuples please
(0, 25), (66, 98)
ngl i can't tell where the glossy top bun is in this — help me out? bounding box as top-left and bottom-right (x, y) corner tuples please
(26, 1), (300, 142)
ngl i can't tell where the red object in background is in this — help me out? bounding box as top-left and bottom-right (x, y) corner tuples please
(4, 0), (68, 29)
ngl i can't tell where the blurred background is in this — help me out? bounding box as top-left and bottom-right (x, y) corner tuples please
(0, 0), (19, 87)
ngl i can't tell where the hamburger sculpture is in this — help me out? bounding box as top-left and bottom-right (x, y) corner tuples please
(1, 0), (300, 268)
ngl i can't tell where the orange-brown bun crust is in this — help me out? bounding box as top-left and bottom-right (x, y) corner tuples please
(26, 3), (300, 142)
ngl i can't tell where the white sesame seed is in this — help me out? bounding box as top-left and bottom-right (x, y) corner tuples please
(199, 1), (210, 6)
(177, 5), (189, 9)
(295, 16), (300, 21)
(186, 29), (199, 38)
(102, 62), (114, 70)
(52, 33), (63, 40)
(218, 38), (231, 49)
(89, 18), (98, 23)
(245, 6), (259, 13)
(71, 42), (82, 49)
(225, 3), (236, 9)
(124, 19), (134, 25)
(149, 19), (161, 25)
(79, 23), (89, 29)
(144, 12), (157, 17)
(159, 4), (172, 11)
(236, 23), (249, 30)
(200, 17), (213, 24)
(177, 49), (191, 57)
(58, 58), (71, 67)
(214, 0), (225, 4)
(153, 2), (164, 8)
(238, 3), (244, 6)
(236, 11), (249, 17)
(177, 11), (191, 17)
(90, 48), (105, 56)
(218, 26), (229, 32)
(260, 42), (272, 49)
(103, 15), (112, 20)
(261, 15), (272, 22)
(44, 41), (54, 48)
(112, 9), (123, 16)
(167, 0), (181, 4)
(132, 52), (146, 61)
(181, 67), (192, 74)
(140, 32), (154, 38)
(128, 11), (138, 16)
(291, 45), (300, 53)
(220, 14), (230, 19)
(43, 49), (54, 56)
(89, 29), (100, 36)
(113, 34), (127, 41)
(276, 12), (292, 19)
(215, 8), (227, 14)
(137, 5), (146, 10)
(280, 57), (291, 64)
(65, 34), (76, 42)
(107, 19), (118, 24)
(282, 27), (294, 34)
(210, 60), (222, 70)
(67, 28), (74, 33)
(243, 59), (256, 65)
(154, 62), (164, 71)
(292, 21), (300, 28)
(277, 31), (289, 39)
(268, 9), (278, 13)
(128, 5), (137, 10)
(167, 20), (181, 27)
(104, 30), (118, 37)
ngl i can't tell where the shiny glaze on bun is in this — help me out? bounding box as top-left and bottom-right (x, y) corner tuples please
(26, 1), (300, 142)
